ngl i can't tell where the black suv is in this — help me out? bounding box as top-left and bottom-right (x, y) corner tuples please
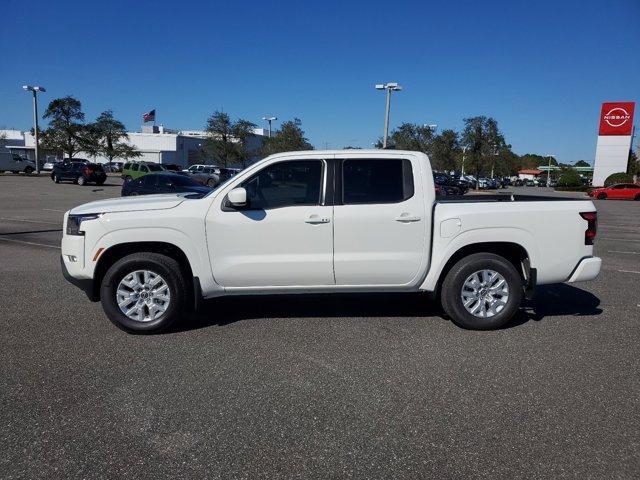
(51, 162), (107, 185)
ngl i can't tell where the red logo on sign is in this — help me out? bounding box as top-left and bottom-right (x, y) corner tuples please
(599, 102), (635, 135)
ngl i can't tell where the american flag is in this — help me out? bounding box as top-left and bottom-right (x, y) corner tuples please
(142, 109), (156, 122)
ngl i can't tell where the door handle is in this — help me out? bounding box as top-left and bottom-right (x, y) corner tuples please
(305, 215), (331, 224)
(395, 213), (421, 222)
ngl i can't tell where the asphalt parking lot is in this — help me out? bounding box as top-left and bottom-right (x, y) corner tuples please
(1, 174), (639, 479)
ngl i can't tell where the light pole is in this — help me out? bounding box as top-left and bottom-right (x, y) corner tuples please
(22, 85), (46, 174)
(546, 154), (555, 187)
(262, 116), (277, 138)
(461, 146), (467, 175)
(375, 82), (402, 148)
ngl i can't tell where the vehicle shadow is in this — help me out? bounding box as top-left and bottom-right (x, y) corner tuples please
(168, 283), (602, 333)
(170, 292), (443, 333)
(505, 283), (602, 328)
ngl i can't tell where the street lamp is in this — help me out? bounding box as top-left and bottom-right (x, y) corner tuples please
(375, 82), (402, 148)
(22, 85), (46, 174)
(262, 116), (277, 139)
(546, 154), (555, 187)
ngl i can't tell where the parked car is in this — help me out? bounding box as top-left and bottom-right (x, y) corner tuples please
(524, 179), (536, 187)
(433, 172), (465, 195)
(61, 149), (601, 333)
(588, 183), (640, 201)
(51, 162), (107, 185)
(513, 179), (524, 187)
(42, 157), (62, 171)
(162, 163), (183, 172)
(122, 161), (165, 181)
(0, 152), (36, 174)
(104, 161), (124, 173)
(121, 172), (212, 197)
(218, 167), (242, 184)
(191, 166), (221, 187)
(183, 164), (210, 174)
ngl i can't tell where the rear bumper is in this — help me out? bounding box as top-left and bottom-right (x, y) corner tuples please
(568, 257), (602, 283)
(60, 255), (98, 301)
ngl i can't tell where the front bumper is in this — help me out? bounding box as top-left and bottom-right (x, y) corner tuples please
(568, 257), (602, 283)
(60, 255), (98, 301)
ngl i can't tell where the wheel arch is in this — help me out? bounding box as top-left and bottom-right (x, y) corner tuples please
(93, 241), (195, 302)
(422, 240), (534, 294)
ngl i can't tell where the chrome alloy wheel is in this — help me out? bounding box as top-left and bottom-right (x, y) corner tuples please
(116, 270), (171, 322)
(460, 269), (509, 318)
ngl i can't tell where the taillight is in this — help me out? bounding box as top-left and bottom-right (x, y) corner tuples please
(579, 211), (597, 245)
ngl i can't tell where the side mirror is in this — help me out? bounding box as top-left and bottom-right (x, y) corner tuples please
(228, 187), (247, 207)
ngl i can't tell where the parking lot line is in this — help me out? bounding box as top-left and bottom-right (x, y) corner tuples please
(616, 269), (640, 274)
(0, 237), (60, 249)
(42, 208), (66, 213)
(0, 217), (61, 225)
(608, 250), (640, 255)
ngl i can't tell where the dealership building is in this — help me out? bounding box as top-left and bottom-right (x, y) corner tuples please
(2, 126), (270, 167)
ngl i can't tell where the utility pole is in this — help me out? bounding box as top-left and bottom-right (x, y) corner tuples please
(23, 85), (46, 174)
(375, 83), (402, 148)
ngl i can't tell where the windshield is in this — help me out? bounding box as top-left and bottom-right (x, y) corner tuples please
(148, 164), (164, 171)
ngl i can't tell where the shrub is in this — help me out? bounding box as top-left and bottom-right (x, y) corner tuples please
(604, 172), (634, 187)
(557, 169), (582, 187)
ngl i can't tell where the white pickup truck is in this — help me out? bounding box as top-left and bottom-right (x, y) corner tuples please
(61, 150), (601, 333)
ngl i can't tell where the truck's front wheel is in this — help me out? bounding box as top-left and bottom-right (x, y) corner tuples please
(441, 253), (523, 330)
(100, 252), (187, 333)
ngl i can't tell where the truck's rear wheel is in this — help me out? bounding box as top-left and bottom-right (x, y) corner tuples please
(100, 252), (187, 333)
(441, 253), (523, 330)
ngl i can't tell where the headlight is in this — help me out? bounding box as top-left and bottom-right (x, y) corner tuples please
(66, 214), (101, 236)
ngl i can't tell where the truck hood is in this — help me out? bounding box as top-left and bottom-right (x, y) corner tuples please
(69, 193), (190, 215)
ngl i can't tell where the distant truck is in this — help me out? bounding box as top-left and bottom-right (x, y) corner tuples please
(61, 150), (601, 333)
(0, 151), (36, 174)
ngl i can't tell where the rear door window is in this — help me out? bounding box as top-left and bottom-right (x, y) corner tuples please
(131, 164), (139, 172)
(342, 159), (413, 204)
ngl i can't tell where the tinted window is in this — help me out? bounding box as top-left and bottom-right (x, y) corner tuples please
(130, 164), (139, 172)
(343, 159), (413, 204)
(124, 163), (131, 170)
(148, 164), (163, 172)
(172, 176), (199, 187)
(141, 175), (157, 186)
(140, 165), (149, 173)
(240, 160), (323, 210)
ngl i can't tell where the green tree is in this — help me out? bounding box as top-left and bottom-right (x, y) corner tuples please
(387, 123), (434, 152)
(85, 110), (140, 162)
(261, 118), (313, 156)
(430, 129), (460, 171)
(41, 96), (88, 159)
(557, 168), (582, 187)
(604, 172), (634, 186)
(574, 160), (590, 167)
(203, 111), (257, 167)
(460, 116), (506, 183)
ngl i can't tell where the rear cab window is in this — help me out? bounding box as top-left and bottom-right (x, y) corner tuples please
(341, 158), (414, 204)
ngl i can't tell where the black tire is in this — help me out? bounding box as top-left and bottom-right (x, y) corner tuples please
(634, 194), (640, 201)
(24, 166), (34, 174)
(207, 178), (216, 187)
(597, 193), (606, 200)
(441, 253), (523, 330)
(96, 180), (105, 186)
(100, 252), (188, 333)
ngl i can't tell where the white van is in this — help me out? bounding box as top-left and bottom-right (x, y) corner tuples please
(0, 151), (36, 174)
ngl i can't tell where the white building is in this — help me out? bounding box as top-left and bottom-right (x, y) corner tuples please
(2, 125), (269, 168)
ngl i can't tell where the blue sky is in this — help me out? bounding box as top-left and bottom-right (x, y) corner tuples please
(1, 0), (638, 163)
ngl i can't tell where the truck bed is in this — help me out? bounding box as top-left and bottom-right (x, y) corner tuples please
(437, 193), (587, 203)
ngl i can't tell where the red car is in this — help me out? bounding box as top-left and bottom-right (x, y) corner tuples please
(589, 183), (640, 200)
